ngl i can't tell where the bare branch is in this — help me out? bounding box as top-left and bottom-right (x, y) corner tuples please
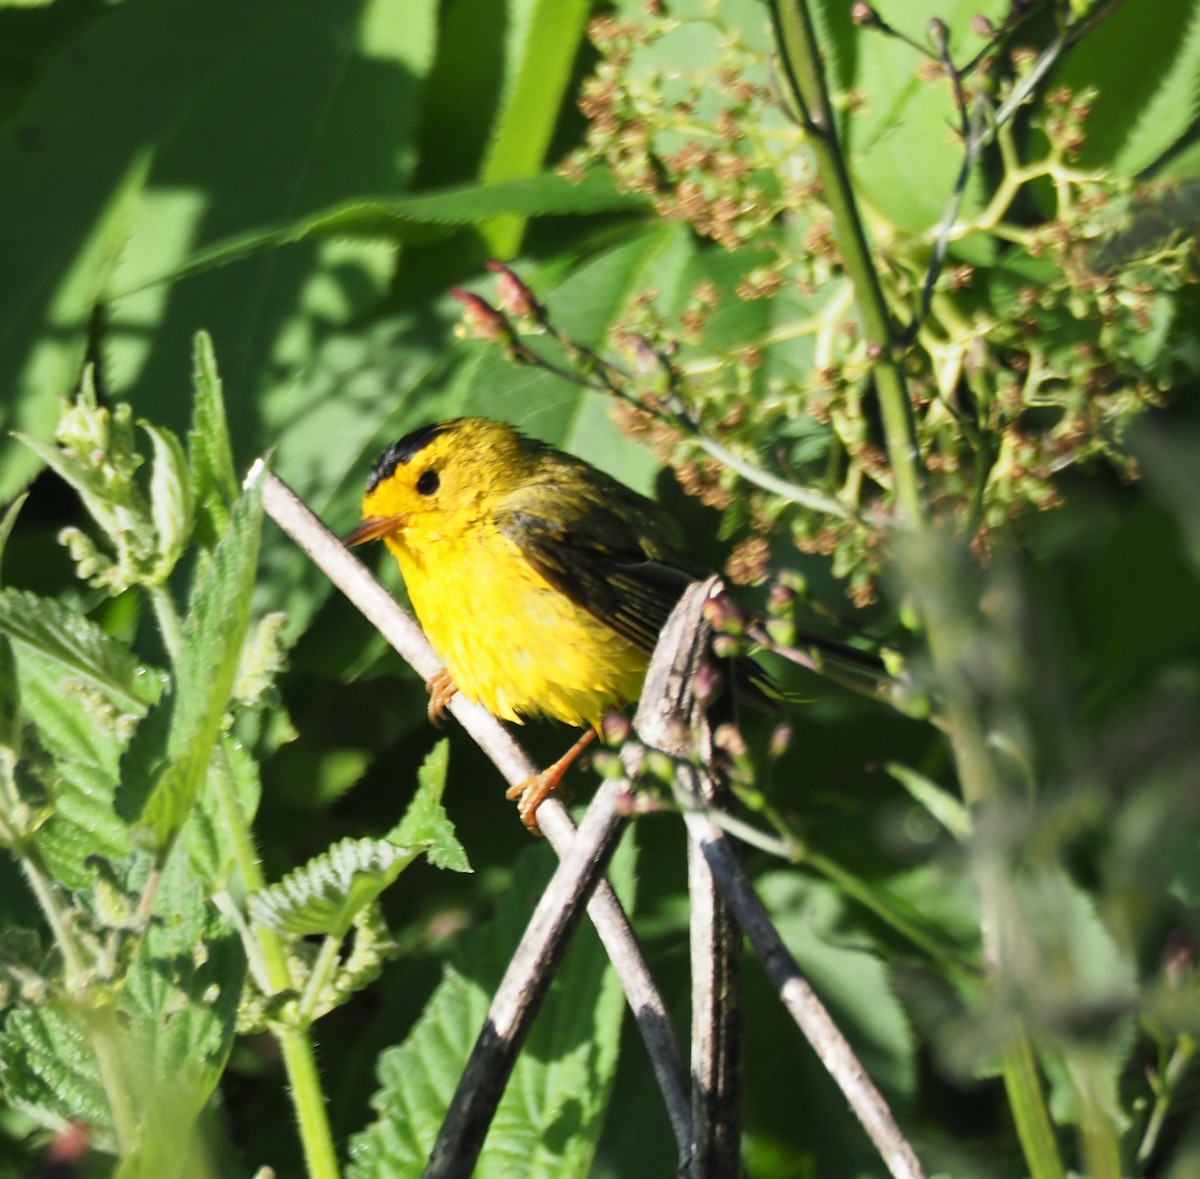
(635, 577), (744, 1178)
(261, 471), (693, 1161)
(426, 779), (631, 1177)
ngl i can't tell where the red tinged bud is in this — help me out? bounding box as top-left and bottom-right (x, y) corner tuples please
(449, 288), (514, 345)
(486, 261), (545, 321)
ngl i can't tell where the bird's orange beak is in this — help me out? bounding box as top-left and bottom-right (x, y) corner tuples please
(344, 514), (405, 547)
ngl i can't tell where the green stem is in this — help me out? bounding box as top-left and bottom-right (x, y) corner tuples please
(210, 743), (340, 1179)
(295, 935), (344, 1028)
(1002, 1034), (1066, 1179)
(768, 0), (923, 524)
(1138, 1037), (1196, 1162)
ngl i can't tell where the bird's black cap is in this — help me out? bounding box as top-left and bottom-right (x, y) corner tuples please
(366, 422), (452, 493)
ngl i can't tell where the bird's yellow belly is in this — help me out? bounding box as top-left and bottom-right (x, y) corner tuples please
(394, 530), (647, 728)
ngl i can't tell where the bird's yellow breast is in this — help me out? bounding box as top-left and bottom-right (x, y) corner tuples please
(387, 521), (647, 728)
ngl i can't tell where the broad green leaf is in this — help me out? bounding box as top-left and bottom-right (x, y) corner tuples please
(248, 837), (419, 939)
(141, 423), (194, 583)
(112, 172), (644, 299)
(116, 472), (264, 849)
(0, 1003), (113, 1144)
(0, 588), (159, 714)
(388, 739), (471, 875)
(1055, 0), (1200, 176)
(837, 0), (1005, 234)
(478, 0), (592, 255)
(182, 736), (262, 890)
(0, 868), (244, 1172)
(9, 648), (130, 887)
(0, 0), (294, 501)
(348, 836), (636, 1179)
(101, 0), (440, 459)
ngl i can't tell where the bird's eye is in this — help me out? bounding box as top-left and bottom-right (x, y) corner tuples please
(416, 469), (440, 496)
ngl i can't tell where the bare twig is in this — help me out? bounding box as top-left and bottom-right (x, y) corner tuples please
(261, 472), (693, 1162)
(635, 578), (744, 1178)
(681, 806), (927, 1179)
(426, 778), (631, 1178)
(636, 580), (925, 1179)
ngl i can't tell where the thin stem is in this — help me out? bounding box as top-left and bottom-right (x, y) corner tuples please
(296, 935), (344, 1028)
(277, 1028), (341, 1179)
(768, 0), (923, 524)
(1138, 1036), (1196, 1163)
(1002, 1035), (1066, 1179)
(208, 738), (341, 1179)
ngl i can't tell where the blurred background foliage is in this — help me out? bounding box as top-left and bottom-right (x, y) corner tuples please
(2, 0), (1200, 1175)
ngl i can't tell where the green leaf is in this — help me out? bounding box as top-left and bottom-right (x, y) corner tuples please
(478, 0), (592, 255)
(0, 0), (297, 501)
(0, 588), (159, 715)
(6, 638), (131, 886)
(187, 331), (238, 538)
(0, 1003), (114, 1144)
(182, 736), (262, 889)
(837, 0), (1005, 234)
(116, 470), (264, 850)
(113, 172), (644, 298)
(0, 494), (28, 586)
(1055, 0), (1200, 176)
(348, 837), (636, 1179)
(248, 836), (419, 939)
(114, 860), (245, 1178)
(0, 865), (244, 1169)
(141, 422), (195, 583)
(387, 739), (471, 875)
(885, 761), (972, 839)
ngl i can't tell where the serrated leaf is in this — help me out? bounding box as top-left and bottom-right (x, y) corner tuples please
(348, 837), (636, 1179)
(0, 588), (159, 715)
(248, 837), (419, 938)
(115, 858), (245, 1178)
(387, 740), (470, 875)
(116, 471), (264, 850)
(182, 736), (263, 889)
(141, 422), (195, 582)
(0, 1003), (114, 1144)
(113, 172), (645, 297)
(187, 331), (238, 539)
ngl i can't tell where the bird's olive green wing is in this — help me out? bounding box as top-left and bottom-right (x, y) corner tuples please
(495, 466), (700, 655)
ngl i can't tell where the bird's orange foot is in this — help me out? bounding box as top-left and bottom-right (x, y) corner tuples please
(426, 668), (458, 726)
(506, 728), (597, 834)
